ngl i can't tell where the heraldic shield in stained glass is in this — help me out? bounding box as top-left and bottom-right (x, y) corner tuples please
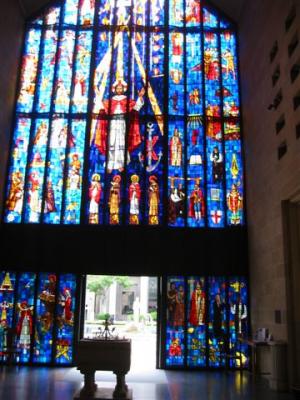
(4, 0), (244, 228)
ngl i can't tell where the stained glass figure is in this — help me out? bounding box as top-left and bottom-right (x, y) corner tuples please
(33, 273), (57, 363)
(228, 276), (249, 368)
(208, 276), (226, 367)
(15, 273), (36, 363)
(0, 272), (16, 361)
(4, 0), (245, 228)
(166, 277), (185, 366)
(55, 274), (77, 364)
(187, 276), (206, 367)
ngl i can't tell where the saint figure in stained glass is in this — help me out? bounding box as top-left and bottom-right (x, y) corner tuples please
(94, 81), (145, 173)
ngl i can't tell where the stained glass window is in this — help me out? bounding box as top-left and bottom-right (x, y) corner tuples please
(4, 0), (244, 228)
(164, 275), (249, 369)
(0, 270), (77, 366)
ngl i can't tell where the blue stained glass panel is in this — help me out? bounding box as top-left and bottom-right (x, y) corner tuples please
(55, 274), (77, 365)
(169, 32), (184, 116)
(16, 29), (41, 113)
(208, 276), (226, 367)
(45, 7), (61, 25)
(92, 31), (113, 114)
(125, 122), (145, 225)
(15, 272), (36, 363)
(228, 277), (249, 368)
(98, 0), (114, 25)
(4, 118), (32, 223)
(169, 0), (184, 26)
(150, 0), (164, 26)
(24, 119), (49, 223)
(221, 32), (240, 118)
(64, 0), (79, 25)
(87, 118), (105, 224)
(43, 118), (68, 224)
(149, 31), (165, 115)
(146, 120), (164, 226)
(187, 276), (206, 367)
(225, 129), (244, 226)
(71, 30), (93, 113)
(133, 0), (148, 28)
(54, 30), (76, 113)
(33, 273), (57, 364)
(168, 120), (185, 227)
(203, 8), (218, 28)
(36, 29), (59, 113)
(185, 0), (201, 27)
(79, 0), (95, 26)
(0, 272), (16, 361)
(166, 276), (185, 367)
(63, 119), (87, 224)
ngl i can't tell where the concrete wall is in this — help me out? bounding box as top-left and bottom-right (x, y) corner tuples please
(239, 0), (300, 342)
(0, 0), (24, 214)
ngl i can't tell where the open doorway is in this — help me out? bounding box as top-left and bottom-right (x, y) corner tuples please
(83, 276), (158, 372)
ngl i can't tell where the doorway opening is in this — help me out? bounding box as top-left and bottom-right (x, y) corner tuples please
(84, 275), (158, 372)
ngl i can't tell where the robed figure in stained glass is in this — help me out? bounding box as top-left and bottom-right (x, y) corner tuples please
(94, 80), (145, 173)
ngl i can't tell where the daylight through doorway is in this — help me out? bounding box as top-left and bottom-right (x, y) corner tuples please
(84, 276), (157, 372)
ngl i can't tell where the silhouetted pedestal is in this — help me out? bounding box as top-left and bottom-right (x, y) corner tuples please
(74, 338), (132, 400)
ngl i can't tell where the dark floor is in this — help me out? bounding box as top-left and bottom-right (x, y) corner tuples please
(0, 366), (295, 400)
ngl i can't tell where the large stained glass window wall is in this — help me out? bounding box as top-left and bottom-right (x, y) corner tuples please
(4, 0), (244, 227)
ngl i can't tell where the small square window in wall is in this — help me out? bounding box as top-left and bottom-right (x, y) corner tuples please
(278, 141), (287, 160)
(285, 5), (296, 32)
(276, 114), (285, 134)
(272, 65), (280, 86)
(294, 90), (300, 110)
(270, 40), (278, 63)
(288, 33), (299, 57)
(296, 123), (300, 139)
(291, 61), (300, 83)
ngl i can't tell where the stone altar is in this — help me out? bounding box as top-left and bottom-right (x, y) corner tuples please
(74, 338), (132, 400)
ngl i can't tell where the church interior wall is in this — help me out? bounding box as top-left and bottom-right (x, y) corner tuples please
(239, 0), (300, 344)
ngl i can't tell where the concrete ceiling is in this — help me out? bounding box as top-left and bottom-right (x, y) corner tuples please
(19, 0), (246, 22)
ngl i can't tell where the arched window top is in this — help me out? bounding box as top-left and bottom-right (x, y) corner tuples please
(4, 0), (244, 228)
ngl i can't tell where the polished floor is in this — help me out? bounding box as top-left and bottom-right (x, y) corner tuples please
(0, 366), (295, 400)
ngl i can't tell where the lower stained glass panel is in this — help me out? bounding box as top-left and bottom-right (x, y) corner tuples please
(15, 272), (36, 363)
(55, 274), (77, 365)
(165, 275), (249, 369)
(33, 273), (57, 363)
(0, 272), (16, 361)
(166, 276), (185, 367)
(0, 270), (77, 366)
(187, 276), (206, 367)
